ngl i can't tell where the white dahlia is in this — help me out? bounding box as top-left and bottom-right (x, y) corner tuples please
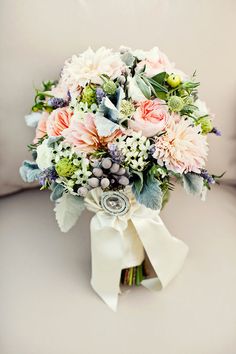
(61, 47), (124, 89)
(153, 116), (208, 174)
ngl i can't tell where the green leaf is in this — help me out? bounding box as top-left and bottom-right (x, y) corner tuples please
(146, 77), (168, 93)
(135, 75), (151, 99)
(182, 173), (204, 196)
(151, 72), (166, 85)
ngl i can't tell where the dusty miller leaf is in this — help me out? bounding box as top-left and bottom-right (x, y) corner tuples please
(54, 193), (85, 232)
(182, 173), (204, 196)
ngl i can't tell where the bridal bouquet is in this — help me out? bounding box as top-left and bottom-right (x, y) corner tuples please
(20, 46), (221, 310)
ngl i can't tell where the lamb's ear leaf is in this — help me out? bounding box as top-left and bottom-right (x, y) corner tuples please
(182, 173), (204, 196)
(54, 193), (85, 232)
(19, 160), (41, 183)
(50, 183), (64, 201)
(133, 174), (163, 210)
(132, 171), (144, 195)
(121, 52), (135, 67)
(135, 75), (151, 99)
(25, 112), (41, 127)
(98, 97), (119, 122)
(95, 116), (120, 137)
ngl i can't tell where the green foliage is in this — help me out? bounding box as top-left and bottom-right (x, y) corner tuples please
(32, 80), (57, 112)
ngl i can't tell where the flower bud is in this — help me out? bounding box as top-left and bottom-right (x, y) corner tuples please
(102, 80), (117, 95)
(55, 158), (77, 177)
(197, 117), (213, 134)
(81, 85), (97, 106)
(168, 96), (184, 112)
(167, 74), (181, 88)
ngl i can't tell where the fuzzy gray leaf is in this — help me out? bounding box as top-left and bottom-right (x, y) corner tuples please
(50, 183), (64, 201)
(182, 173), (204, 196)
(54, 193), (85, 232)
(133, 176), (163, 210)
(19, 160), (41, 183)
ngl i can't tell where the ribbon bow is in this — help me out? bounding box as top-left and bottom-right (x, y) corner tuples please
(85, 188), (188, 311)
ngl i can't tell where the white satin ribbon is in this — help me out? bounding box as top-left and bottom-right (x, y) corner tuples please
(85, 188), (188, 311)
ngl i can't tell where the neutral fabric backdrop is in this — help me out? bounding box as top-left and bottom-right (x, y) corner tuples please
(0, 0), (236, 195)
(1, 185), (236, 354)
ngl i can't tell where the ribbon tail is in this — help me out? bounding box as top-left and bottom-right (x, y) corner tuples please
(131, 214), (189, 291)
(90, 215), (123, 311)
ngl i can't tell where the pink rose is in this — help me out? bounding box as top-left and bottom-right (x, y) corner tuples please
(46, 107), (72, 136)
(136, 47), (173, 77)
(33, 112), (49, 143)
(62, 113), (122, 153)
(129, 99), (169, 137)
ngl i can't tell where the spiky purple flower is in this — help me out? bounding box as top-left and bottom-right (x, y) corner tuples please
(96, 88), (106, 104)
(211, 127), (221, 136)
(48, 97), (67, 109)
(108, 144), (125, 163)
(39, 167), (57, 186)
(200, 169), (215, 184)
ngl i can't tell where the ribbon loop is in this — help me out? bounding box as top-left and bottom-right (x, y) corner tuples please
(85, 188), (188, 311)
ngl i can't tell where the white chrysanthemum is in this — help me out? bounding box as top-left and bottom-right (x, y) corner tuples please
(153, 116), (208, 174)
(61, 47), (124, 89)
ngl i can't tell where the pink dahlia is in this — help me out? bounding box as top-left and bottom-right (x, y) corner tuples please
(62, 113), (122, 153)
(129, 99), (169, 137)
(46, 107), (72, 136)
(153, 116), (208, 174)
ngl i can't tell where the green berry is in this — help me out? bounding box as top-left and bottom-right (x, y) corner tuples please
(168, 96), (184, 112)
(197, 117), (213, 134)
(55, 158), (77, 177)
(167, 74), (181, 88)
(81, 85), (97, 106)
(102, 80), (117, 95)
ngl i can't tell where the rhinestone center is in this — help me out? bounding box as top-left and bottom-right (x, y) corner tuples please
(101, 191), (130, 216)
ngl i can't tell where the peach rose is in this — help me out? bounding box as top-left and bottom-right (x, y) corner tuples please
(33, 112), (49, 143)
(129, 99), (170, 137)
(62, 113), (122, 153)
(46, 107), (72, 136)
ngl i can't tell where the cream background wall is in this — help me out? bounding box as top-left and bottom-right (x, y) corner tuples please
(0, 0), (235, 195)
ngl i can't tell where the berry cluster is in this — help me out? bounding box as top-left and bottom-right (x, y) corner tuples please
(78, 157), (129, 197)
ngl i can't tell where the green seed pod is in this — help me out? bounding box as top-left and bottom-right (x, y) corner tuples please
(55, 158), (77, 177)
